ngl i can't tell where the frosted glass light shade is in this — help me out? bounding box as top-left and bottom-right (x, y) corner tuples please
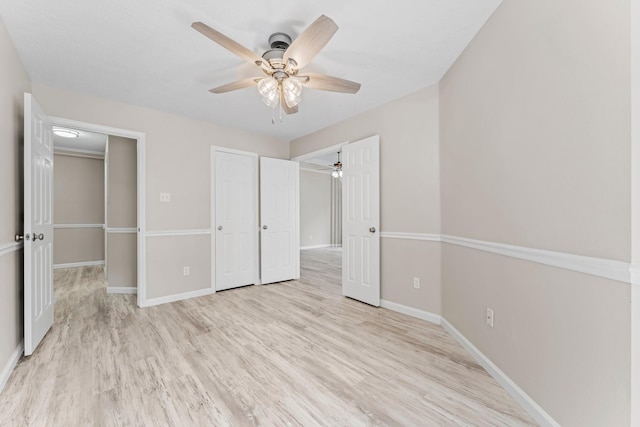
(282, 79), (302, 107)
(262, 90), (279, 108)
(257, 77), (278, 98)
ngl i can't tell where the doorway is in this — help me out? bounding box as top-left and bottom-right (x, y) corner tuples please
(293, 136), (381, 306)
(52, 128), (139, 294)
(297, 149), (344, 288)
(53, 130), (137, 294)
(50, 117), (146, 305)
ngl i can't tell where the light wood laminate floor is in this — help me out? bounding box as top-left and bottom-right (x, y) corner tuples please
(0, 248), (536, 426)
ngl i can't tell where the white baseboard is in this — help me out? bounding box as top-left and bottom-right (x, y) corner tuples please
(300, 244), (332, 250)
(54, 260), (104, 269)
(379, 300), (559, 426)
(140, 288), (214, 307)
(440, 318), (560, 427)
(380, 299), (442, 325)
(107, 287), (137, 294)
(0, 341), (23, 394)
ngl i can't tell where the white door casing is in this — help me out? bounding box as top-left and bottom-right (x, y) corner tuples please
(24, 93), (55, 356)
(260, 157), (299, 284)
(213, 149), (258, 291)
(342, 135), (380, 306)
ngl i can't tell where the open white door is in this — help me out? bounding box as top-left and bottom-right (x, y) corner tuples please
(342, 135), (380, 306)
(23, 93), (54, 355)
(260, 157), (299, 284)
(213, 150), (258, 291)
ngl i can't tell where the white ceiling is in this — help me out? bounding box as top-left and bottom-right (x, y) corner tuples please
(0, 0), (501, 140)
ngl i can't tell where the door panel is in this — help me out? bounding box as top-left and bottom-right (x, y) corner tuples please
(342, 135), (380, 306)
(214, 151), (258, 291)
(260, 157), (299, 284)
(24, 93), (54, 356)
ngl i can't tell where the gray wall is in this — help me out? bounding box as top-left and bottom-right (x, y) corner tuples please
(299, 170), (331, 248)
(0, 15), (30, 387)
(439, 0), (631, 425)
(53, 154), (104, 265)
(106, 136), (137, 288)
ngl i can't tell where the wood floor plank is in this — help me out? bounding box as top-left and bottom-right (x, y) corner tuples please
(0, 248), (537, 426)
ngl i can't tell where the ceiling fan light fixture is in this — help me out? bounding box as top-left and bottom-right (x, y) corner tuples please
(282, 79), (302, 108)
(257, 77), (278, 98)
(262, 91), (279, 108)
(52, 127), (79, 138)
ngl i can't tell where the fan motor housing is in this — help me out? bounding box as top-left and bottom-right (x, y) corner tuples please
(268, 32), (291, 50)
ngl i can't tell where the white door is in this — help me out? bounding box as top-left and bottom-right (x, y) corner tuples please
(214, 150), (258, 291)
(260, 157), (299, 284)
(23, 93), (54, 356)
(342, 135), (380, 306)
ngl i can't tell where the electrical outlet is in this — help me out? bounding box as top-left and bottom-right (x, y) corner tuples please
(183, 266), (190, 276)
(160, 192), (171, 202)
(486, 308), (494, 328)
(413, 277), (420, 289)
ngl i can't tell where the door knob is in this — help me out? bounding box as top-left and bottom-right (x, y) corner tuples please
(217, 225), (223, 231)
(369, 227), (376, 233)
(15, 233), (28, 242)
(262, 225), (268, 230)
(32, 233), (44, 241)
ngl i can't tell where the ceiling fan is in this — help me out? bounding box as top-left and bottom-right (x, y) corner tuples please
(191, 15), (361, 118)
(311, 152), (343, 178)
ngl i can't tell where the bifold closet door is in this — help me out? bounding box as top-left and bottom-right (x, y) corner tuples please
(260, 157), (299, 284)
(214, 151), (258, 291)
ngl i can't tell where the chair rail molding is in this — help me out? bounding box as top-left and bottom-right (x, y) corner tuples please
(380, 231), (631, 284)
(54, 223), (104, 229)
(380, 232), (441, 242)
(145, 229), (212, 237)
(0, 242), (23, 257)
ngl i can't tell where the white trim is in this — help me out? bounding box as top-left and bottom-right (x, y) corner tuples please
(379, 299), (558, 425)
(631, 0), (640, 423)
(53, 260), (104, 269)
(300, 244), (332, 250)
(291, 141), (349, 163)
(53, 147), (104, 159)
(441, 234), (630, 284)
(630, 266), (640, 286)
(140, 288), (214, 307)
(0, 341), (23, 394)
(106, 227), (137, 234)
(146, 229), (211, 237)
(441, 318), (560, 427)
(0, 242), (22, 257)
(53, 223), (104, 229)
(300, 167), (331, 175)
(50, 117), (147, 309)
(379, 232), (631, 284)
(380, 232), (441, 242)
(380, 300), (442, 325)
(106, 287), (137, 294)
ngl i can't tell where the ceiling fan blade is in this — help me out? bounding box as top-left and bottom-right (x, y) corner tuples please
(280, 90), (299, 115)
(192, 22), (263, 65)
(209, 78), (261, 94)
(299, 73), (361, 94)
(283, 15), (338, 69)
